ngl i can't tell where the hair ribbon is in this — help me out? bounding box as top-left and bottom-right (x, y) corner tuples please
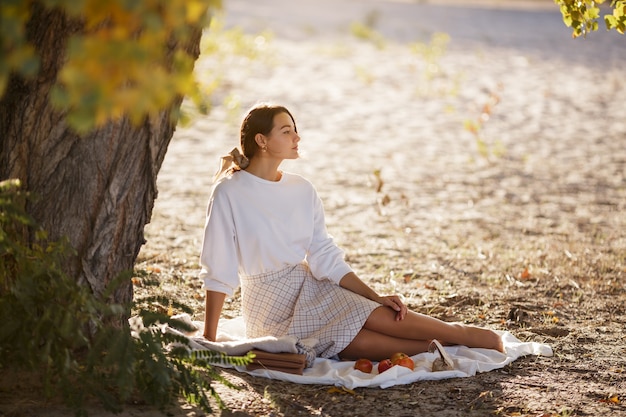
(213, 147), (250, 182)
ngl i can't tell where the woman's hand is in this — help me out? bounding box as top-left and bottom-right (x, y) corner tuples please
(338, 272), (407, 320)
(339, 272), (408, 321)
(378, 295), (407, 321)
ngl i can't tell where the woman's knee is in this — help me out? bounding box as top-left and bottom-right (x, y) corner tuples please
(363, 306), (397, 329)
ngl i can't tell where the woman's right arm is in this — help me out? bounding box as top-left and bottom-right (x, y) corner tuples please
(203, 290), (226, 341)
(200, 184), (238, 341)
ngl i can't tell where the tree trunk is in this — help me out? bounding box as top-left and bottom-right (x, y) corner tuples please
(0, 4), (202, 308)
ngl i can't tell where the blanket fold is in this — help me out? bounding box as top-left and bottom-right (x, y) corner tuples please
(246, 349), (307, 375)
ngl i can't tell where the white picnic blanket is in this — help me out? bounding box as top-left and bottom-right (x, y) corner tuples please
(168, 314), (553, 390)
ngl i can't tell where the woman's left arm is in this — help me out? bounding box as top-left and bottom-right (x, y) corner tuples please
(339, 272), (407, 321)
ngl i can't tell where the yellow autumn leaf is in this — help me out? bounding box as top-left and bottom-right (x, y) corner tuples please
(327, 386), (356, 395)
(186, 0), (208, 23)
(3, 0), (222, 131)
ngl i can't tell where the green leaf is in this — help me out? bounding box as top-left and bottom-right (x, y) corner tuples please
(66, 111), (96, 135)
(587, 6), (600, 19)
(606, 15), (618, 28)
(564, 14), (573, 26)
(49, 85), (70, 108)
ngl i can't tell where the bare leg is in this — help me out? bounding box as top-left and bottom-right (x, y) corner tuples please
(339, 306), (504, 360)
(339, 328), (431, 361)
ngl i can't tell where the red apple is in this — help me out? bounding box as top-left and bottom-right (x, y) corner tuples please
(377, 358), (394, 373)
(390, 352), (408, 365)
(395, 356), (415, 371)
(354, 358), (373, 373)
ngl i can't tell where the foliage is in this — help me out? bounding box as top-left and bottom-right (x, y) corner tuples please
(463, 86), (505, 161)
(0, 178), (251, 415)
(555, 0), (626, 37)
(350, 10), (386, 49)
(409, 32), (459, 97)
(178, 16), (274, 126)
(201, 16), (273, 61)
(0, 0), (221, 133)
(410, 32), (450, 82)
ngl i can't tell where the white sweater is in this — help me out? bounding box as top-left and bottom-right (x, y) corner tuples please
(199, 170), (352, 296)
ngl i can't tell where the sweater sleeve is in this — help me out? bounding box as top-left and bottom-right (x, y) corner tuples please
(198, 185), (240, 297)
(305, 189), (353, 284)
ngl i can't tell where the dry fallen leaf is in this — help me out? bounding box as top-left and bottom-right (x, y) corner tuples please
(327, 386), (356, 395)
(520, 267), (531, 280)
(469, 390), (493, 409)
(147, 265), (162, 273)
(600, 394), (620, 404)
(372, 169), (383, 193)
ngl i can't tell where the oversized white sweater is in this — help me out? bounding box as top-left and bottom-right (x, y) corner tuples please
(199, 170), (353, 297)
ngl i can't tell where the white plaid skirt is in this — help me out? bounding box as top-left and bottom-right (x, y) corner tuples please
(240, 263), (380, 358)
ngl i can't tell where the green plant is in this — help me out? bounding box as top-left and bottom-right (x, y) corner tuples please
(410, 32), (450, 81)
(0, 179), (86, 395)
(463, 87), (506, 161)
(350, 10), (386, 49)
(83, 308), (251, 414)
(0, 179), (250, 415)
(178, 15), (274, 126)
(409, 32), (460, 97)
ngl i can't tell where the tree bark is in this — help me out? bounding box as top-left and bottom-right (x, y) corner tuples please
(0, 3), (202, 308)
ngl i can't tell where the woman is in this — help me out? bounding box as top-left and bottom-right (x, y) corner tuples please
(199, 103), (503, 362)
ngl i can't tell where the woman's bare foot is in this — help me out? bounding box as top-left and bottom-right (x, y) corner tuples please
(476, 327), (505, 352)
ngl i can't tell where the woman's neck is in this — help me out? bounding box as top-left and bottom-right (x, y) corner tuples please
(244, 158), (282, 182)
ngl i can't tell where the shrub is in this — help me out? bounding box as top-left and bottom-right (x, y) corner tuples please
(0, 179), (249, 415)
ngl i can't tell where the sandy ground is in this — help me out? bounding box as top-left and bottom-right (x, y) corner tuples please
(2, 0), (625, 416)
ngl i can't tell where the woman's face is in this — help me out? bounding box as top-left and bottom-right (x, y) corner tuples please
(264, 112), (300, 160)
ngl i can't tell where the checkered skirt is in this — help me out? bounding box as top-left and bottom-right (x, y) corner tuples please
(240, 263), (380, 358)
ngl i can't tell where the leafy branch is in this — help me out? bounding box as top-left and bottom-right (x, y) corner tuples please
(555, 0), (626, 37)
